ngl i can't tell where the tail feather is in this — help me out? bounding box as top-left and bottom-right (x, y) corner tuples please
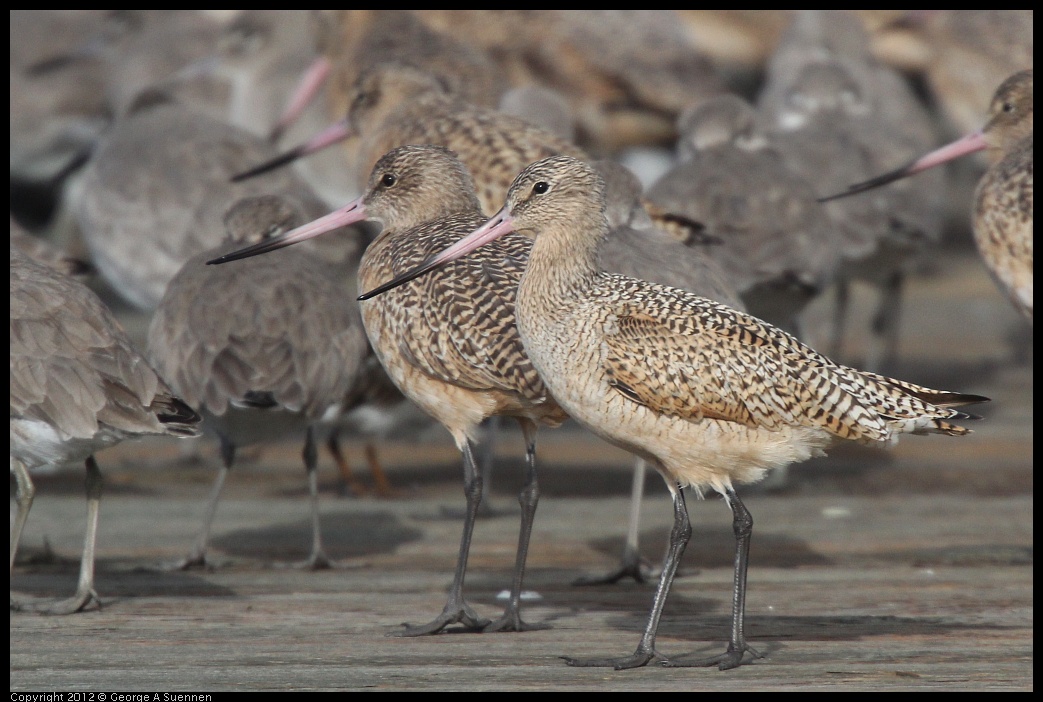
(155, 396), (203, 436)
(861, 371), (991, 408)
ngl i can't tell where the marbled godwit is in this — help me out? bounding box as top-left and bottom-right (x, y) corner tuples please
(146, 195), (370, 569)
(233, 62), (708, 245)
(361, 154), (988, 670)
(757, 11), (945, 371)
(10, 245), (202, 613)
(576, 159), (746, 585)
(646, 94), (841, 338)
(265, 10), (508, 158)
(822, 69), (1033, 322)
(212, 145), (569, 634)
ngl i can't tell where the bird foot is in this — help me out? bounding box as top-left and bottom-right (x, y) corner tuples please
(571, 556), (655, 586)
(563, 646), (666, 670)
(482, 608), (551, 633)
(392, 604), (490, 637)
(14, 587), (102, 615)
(661, 642), (762, 670)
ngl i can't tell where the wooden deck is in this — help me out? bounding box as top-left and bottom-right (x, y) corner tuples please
(11, 249), (1033, 691)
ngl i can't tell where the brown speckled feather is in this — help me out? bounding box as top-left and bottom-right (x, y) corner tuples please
(362, 211), (553, 407)
(596, 278), (977, 443)
(975, 134), (1032, 320)
(348, 63), (705, 246)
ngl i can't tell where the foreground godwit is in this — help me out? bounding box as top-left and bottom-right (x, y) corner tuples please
(361, 154), (988, 670)
(147, 195), (370, 569)
(576, 159), (746, 586)
(212, 145), (568, 634)
(11, 245), (202, 613)
(823, 69), (1033, 322)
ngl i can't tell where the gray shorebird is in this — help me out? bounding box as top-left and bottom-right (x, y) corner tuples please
(360, 154), (988, 670)
(822, 69), (1033, 322)
(757, 10), (945, 372)
(11, 245), (202, 613)
(646, 94), (841, 338)
(75, 92), (333, 312)
(211, 145), (569, 635)
(147, 195), (370, 569)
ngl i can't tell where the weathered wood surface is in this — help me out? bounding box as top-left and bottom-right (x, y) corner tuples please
(11, 250), (1032, 691)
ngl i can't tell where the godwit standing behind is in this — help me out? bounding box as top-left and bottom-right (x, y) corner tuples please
(10, 245), (202, 613)
(234, 62), (707, 245)
(264, 10), (509, 179)
(361, 154), (988, 670)
(411, 10), (724, 152)
(211, 145), (569, 634)
(147, 195), (370, 569)
(823, 69), (1033, 322)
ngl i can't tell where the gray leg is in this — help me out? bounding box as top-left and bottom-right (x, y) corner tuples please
(296, 425), (332, 569)
(828, 278), (850, 362)
(484, 418), (549, 632)
(664, 486), (762, 670)
(573, 457), (654, 585)
(395, 437), (490, 636)
(440, 416), (503, 519)
(175, 433), (235, 570)
(863, 269), (904, 374)
(27, 457), (104, 614)
(565, 482), (691, 669)
(10, 458), (35, 576)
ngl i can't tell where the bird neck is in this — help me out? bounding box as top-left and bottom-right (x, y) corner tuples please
(518, 217), (605, 310)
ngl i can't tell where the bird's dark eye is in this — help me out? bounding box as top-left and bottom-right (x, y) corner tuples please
(1002, 102), (1015, 113)
(532, 181), (549, 195)
(381, 173), (396, 187)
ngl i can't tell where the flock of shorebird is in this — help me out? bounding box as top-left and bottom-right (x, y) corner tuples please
(10, 11), (1032, 671)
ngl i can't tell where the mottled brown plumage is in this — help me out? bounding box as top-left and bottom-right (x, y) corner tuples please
(412, 10), (724, 151)
(317, 10), (508, 117)
(212, 145), (567, 635)
(971, 71), (1033, 321)
(10, 245), (201, 614)
(365, 154), (987, 670)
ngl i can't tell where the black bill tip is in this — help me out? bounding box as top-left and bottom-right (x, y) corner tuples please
(230, 147), (305, 183)
(817, 159), (918, 203)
